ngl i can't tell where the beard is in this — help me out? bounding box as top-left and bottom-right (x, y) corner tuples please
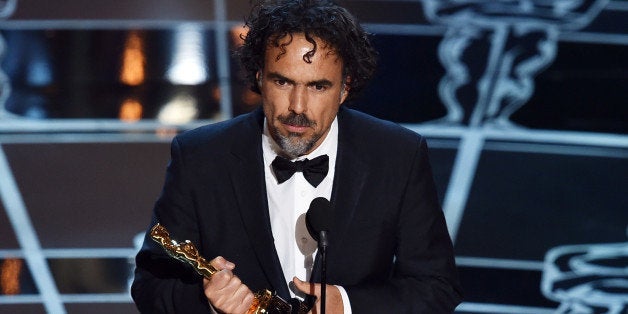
(271, 112), (322, 158)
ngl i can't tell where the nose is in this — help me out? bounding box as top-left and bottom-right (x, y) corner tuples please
(288, 85), (307, 114)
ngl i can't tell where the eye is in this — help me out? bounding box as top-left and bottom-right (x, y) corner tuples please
(274, 79), (287, 86)
(313, 84), (326, 91)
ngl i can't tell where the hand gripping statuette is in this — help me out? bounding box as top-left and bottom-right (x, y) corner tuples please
(150, 223), (312, 314)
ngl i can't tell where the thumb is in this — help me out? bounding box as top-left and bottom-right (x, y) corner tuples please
(292, 277), (318, 296)
(210, 256), (236, 271)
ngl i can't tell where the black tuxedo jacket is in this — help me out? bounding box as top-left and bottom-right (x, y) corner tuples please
(132, 107), (462, 313)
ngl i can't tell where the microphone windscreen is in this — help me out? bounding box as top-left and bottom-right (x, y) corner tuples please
(306, 197), (332, 241)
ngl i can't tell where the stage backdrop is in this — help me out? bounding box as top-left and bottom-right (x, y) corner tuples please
(0, 1), (626, 313)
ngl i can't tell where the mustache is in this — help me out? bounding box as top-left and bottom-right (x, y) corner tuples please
(277, 112), (314, 127)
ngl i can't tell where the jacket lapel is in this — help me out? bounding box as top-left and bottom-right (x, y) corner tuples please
(226, 109), (291, 299)
(311, 108), (368, 281)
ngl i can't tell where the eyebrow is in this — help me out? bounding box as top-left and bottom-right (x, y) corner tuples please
(266, 72), (334, 88)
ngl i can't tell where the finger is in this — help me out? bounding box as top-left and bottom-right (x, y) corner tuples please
(237, 292), (255, 314)
(203, 271), (241, 311)
(292, 277), (319, 296)
(214, 276), (253, 313)
(206, 269), (235, 292)
(232, 284), (255, 313)
(220, 271), (243, 293)
(210, 256), (236, 270)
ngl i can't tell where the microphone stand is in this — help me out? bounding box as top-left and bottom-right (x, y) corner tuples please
(319, 230), (328, 314)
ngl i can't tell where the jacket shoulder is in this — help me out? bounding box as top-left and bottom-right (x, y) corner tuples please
(340, 108), (423, 149)
(174, 109), (263, 150)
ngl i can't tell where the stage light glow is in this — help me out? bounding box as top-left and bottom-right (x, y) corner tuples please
(119, 98), (143, 122)
(120, 31), (146, 86)
(0, 258), (22, 295)
(166, 27), (208, 85)
(157, 94), (199, 124)
(26, 60), (53, 87)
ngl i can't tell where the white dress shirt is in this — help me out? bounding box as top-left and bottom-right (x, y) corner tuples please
(262, 117), (351, 313)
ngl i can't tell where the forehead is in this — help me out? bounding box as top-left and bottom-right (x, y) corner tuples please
(263, 33), (343, 74)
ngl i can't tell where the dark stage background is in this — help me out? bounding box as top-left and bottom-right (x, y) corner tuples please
(0, 1), (626, 313)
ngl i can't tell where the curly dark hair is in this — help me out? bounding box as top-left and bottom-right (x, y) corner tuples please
(237, 0), (378, 98)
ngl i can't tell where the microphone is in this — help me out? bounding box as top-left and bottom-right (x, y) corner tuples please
(306, 197), (332, 247)
(305, 197), (332, 314)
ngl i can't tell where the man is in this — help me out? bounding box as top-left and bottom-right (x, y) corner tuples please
(132, 0), (463, 313)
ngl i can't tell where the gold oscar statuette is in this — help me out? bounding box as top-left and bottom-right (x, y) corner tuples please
(150, 223), (311, 314)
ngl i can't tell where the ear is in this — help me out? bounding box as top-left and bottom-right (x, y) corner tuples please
(339, 77), (351, 104)
(256, 71), (262, 88)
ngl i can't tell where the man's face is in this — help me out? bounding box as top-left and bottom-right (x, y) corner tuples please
(259, 33), (348, 158)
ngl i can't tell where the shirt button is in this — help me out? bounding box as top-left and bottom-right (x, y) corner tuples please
(300, 190), (306, 197)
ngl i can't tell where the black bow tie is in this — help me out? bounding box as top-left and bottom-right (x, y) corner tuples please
(271, 155), (329, 187)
